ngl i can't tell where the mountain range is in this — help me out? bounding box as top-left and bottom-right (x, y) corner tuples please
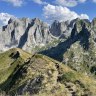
(0, 17), (90, 52)
(0, 17), (96, 96)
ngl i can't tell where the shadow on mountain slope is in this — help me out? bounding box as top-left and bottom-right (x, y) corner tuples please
(18, 23), (34, 48)
(40, 23), (90, 62)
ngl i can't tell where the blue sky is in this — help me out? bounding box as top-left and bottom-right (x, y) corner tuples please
(0, 0), (96, 25)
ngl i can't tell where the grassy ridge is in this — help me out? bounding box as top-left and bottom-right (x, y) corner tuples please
(0, 49), (96, 96)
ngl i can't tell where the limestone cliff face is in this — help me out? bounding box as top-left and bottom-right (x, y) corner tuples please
(0, 17), (96, 55)
(0, 17), (82, 52)
(50, 20), (72, 39)
(0, 18), (52, 52)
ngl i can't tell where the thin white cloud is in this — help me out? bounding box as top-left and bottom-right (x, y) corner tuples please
(80, 14), (89, 19)
(93, 0), (96, 3)
(32, 0), (47, 5)
(43, 4), (89, 22)
(0, 13), (16, 25)
(79, 0), (87, 3)
(2, 0), (23, 7)
(55, 0), (87, 7)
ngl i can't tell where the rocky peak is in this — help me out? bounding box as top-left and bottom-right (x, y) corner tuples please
(50, 20), (61, 37)
(8, 18), (15, 24)
(32, 18), (49, 29)
(91, 18), (96, 25)
(33, 18), (41, 23)
(72, 21), (89, 35)
(75, 18), (90, 31)
(50, 20), (67, 37)
(0, 17), (96, 53)
(0, 17), (52, 52)
(91, 18), (96, 31)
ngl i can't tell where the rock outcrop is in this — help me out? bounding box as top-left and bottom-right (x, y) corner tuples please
(50, 20), (75, 39)
(0, 18), (52, 52)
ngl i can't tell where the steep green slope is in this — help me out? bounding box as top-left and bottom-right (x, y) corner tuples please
(0, 48), (31, 87)
(0, 49), (96, 96)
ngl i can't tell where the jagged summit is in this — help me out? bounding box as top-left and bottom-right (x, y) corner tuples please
(0, 17), (51, 52)
(0, 17), (96, 53)
(8, 18), (15, 24)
